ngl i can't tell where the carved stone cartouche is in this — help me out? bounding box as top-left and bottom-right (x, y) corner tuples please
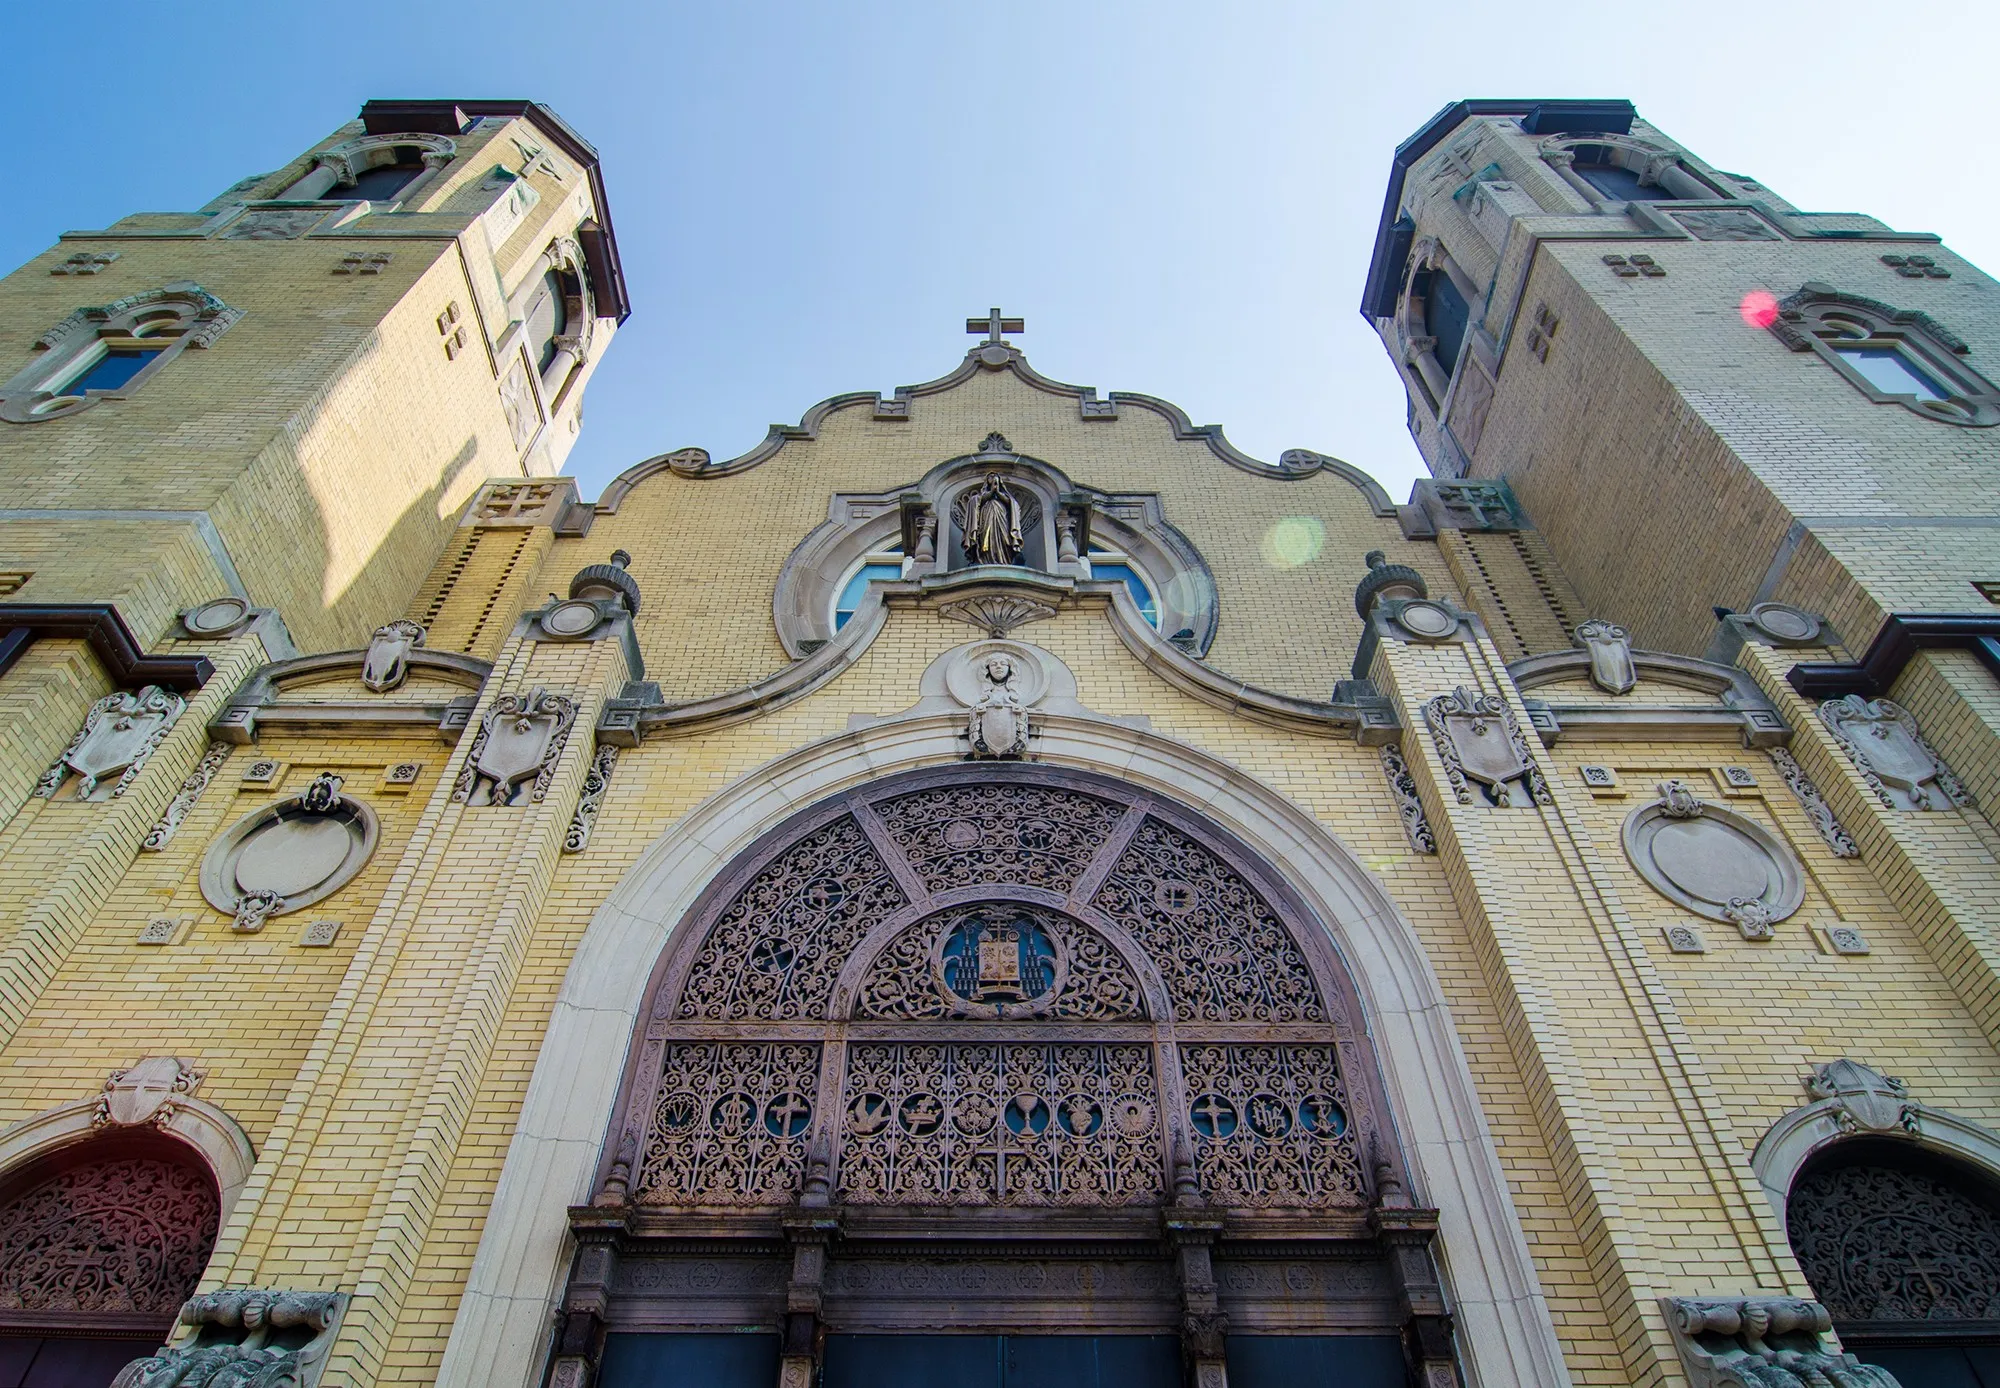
(1818, 694), (1969, 811)
(34, 685), (185, 800)
(94, 1056), (204, 1129)
(965, 653), (1030, 758)
(453, 688), (577, 806)
(1803, 1058), (1918, 1135)
(360, 619), (426, 693)
(1422, 686), (1550, 808)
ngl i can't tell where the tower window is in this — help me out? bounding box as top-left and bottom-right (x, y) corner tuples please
(1424, 271), (1470, 377)
(526, 270), (571, 373)
(1766, 285), (2000, 427)
(1570, 145), (1677, 202)
(60, 346), (165, 395)
(340, 155), (427, 202)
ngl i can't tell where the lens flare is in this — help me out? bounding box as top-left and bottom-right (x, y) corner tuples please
(1261, 516), (1325, 569)
(1739, 290), (1779, 329)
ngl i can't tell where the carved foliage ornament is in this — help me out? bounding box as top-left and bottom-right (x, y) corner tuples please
(140, 741), (231, 852)
(563, 745), (618, 853)
(1769, 748), (1859, 858)
(1378, 744), (1436, 854)
(35, 685), (185, 800)
(1661, 1297), (1898, 1388)
(1422, 686), (1551, 808)
(453, 687), (577, 806)
(1818, 695), (1969, 812)
(111, 1289), (346, 1388)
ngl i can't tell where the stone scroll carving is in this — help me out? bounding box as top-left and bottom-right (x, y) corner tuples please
(141, 742), (232, 851)
(1422, 686), (1552, 808)
(453, 687), (578, 806)
(361, 619), (426, 693)
(1660, 1297), (1900, 1388)
(1768, 748), (1859, 858)
(111, 1289), (347, 1388)
(563, 746), (618, 853)
(965, 651), (1031, 758)
(1379, 744), (1436, 854)
(1818, 695), (1969, 811)
(35, 685), (185, 800)
(1622, 781), (1804, 937)
(1573, 618), (1636, 695)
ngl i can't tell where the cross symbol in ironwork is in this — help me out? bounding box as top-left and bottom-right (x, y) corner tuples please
(1907, 1257), (1947, 1304)
(966, 308), (1025, 344)
(977, 1124), (1033, 1200)
(1192, 1094), (1234, 1136)
(766, 1091), (811, 1137)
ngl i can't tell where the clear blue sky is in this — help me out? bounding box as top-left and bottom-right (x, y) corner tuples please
(5, 0), (1990, 502)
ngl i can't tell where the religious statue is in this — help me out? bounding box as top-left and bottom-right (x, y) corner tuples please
(955, 473), (1026, 567)
(966, 653), (1029, 758)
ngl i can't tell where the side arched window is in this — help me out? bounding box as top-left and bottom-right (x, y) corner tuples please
(1768, 286), (2000, 427)
(0, 284), (243, 425)
(1787, 1139), (2000, 1379)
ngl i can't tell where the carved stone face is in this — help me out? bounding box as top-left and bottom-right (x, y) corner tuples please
(983, 655), (1014, 686)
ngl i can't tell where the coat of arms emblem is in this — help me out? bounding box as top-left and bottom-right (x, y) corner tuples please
(1817, 695), (1968, 811)
(1422, 686), (1551, 808)
(34, 684), (185, 800)
(453, 687), (578, 806)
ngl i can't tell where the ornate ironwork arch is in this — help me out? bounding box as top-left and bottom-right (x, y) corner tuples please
(598, 764), (1390, 1215)
(0, 1129), (220, 1338)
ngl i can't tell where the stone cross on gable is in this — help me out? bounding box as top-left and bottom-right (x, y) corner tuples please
(967, 308), (1025, 345)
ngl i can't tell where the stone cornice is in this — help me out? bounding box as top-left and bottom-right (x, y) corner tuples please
(592, 344), (1394, 515)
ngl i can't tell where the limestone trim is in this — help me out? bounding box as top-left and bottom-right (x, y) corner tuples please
(0, 282), (245, 425)
(437, 714), (1572, 1388)
(771, 449), (1222, 658)
(600, 579), (1397, 744)
(0, 1095), (257, 1228)
(591, 344), (1394, 513)
(1750, 1080), (2000, 1234)
(209, 648), (491, 745)
(277, 131), (457, 207)
(1508, 647), (1791, 747)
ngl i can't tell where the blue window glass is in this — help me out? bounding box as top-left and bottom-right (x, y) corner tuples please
(599, 1331), (780, 1387)
(62, 347), (164, 396)
(834, 561), (902, 629)
(1834, 346), (1949, 401)
(1090, 562), (1158, 627)
(1424, 271), (1470, 377)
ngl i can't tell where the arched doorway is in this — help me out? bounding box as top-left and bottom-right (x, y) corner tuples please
(554, 765), (1460, 1388)
(0, 1128), (220, 1386)
(1787, 1136), (2000, 1384)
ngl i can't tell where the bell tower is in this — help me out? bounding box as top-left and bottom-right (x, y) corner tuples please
(1362, 97), (1999, 802)
(0, 99), (630, 662)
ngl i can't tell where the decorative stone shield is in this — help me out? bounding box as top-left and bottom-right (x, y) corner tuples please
(95, 1056), (203, 1129)
(1573, 618), (1635, 696)
(1803, 1058), (1918, 1136)
(361, 619), (426, 692)
(1818, 694), (1969, 811)
(1422, 686), (1551, 808)
(453, 688), (578, 806)
(34, 685), (185, 800)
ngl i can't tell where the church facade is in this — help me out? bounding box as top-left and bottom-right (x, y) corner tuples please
(0, 95), (1994, 1388)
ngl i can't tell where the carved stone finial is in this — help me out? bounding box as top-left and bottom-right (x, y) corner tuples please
(361, 619), (426, 692)
(1352, 550), (1428, 620)
(570, 554), (642, 614)
(1573, 618), (1636, 696)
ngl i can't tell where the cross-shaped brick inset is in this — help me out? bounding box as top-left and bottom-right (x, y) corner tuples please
(966, 308), (1025, 344)
(478, 483), (558, 520)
